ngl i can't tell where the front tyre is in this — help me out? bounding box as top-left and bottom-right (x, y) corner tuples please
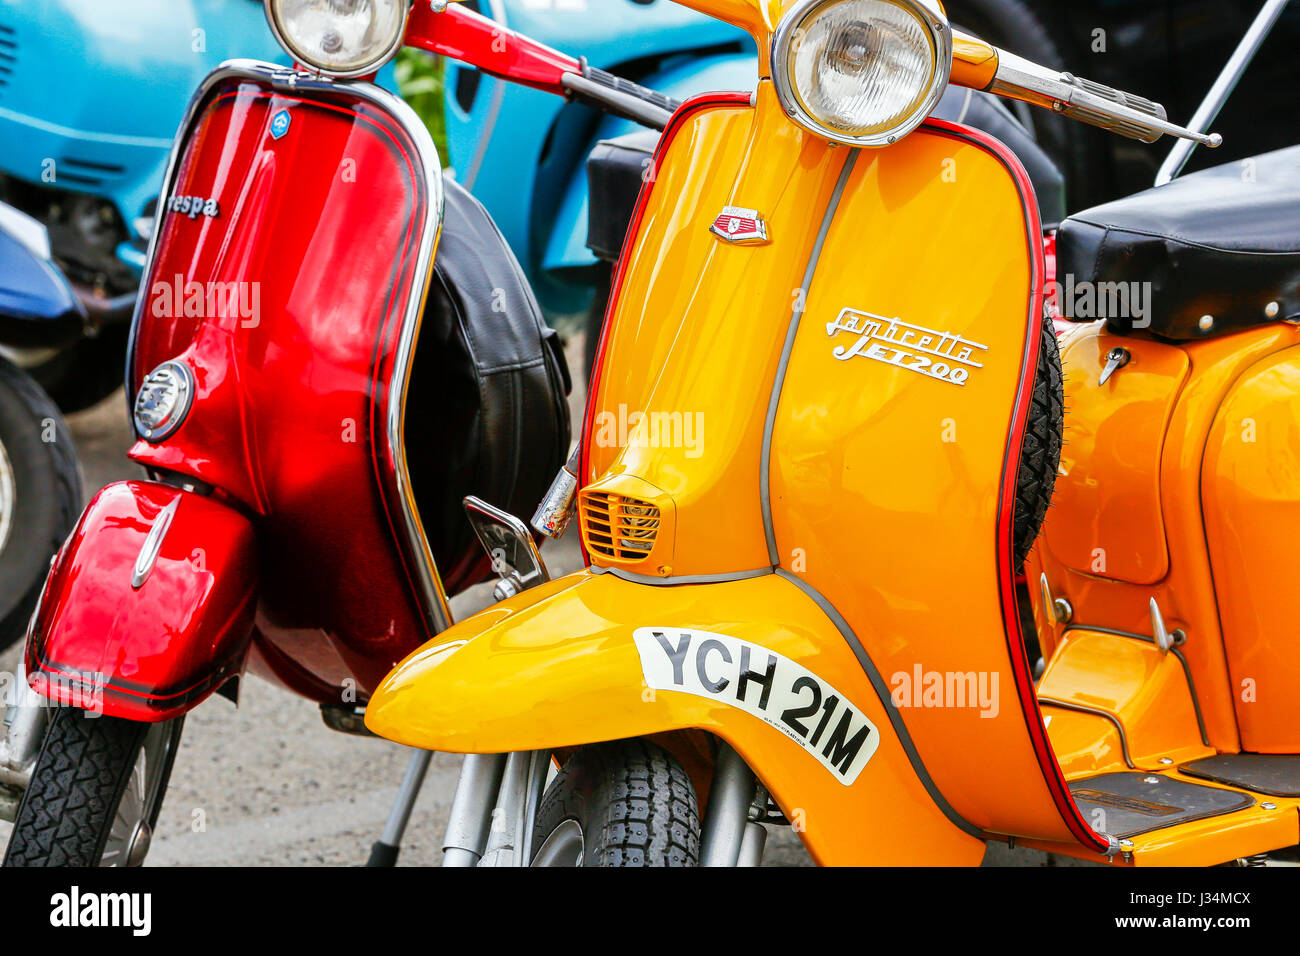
(530, 740), (699, 867)
(0, 356), (82, 650)
(3, 708), (183, 867)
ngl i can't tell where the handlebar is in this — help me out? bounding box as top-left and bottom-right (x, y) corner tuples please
(404, 3), (1218, 148)
(952, 30), (1221, 148)
(564, 64), (680, 131)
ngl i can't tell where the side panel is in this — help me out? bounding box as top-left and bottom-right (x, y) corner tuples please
(1043, 330), (1189, 585)
(127, 71), (443, 698)
(26, 481), (257, 722)
(1029, 324), (1294, 751)
(1203, 344), (1300, 752)
(367, 569), (985, 866)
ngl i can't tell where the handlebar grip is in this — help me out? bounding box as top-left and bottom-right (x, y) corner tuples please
(984, 50), (1220, 147)
(582, 65), (683, 116)
(1057, 73), (1167, 143)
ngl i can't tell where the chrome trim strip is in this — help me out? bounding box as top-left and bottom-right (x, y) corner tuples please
(1063, 625), (1210, 747)
(1037, 696), (1137, 770)
(125, 59), (454, 635)
(776, 569), (984, 838)
(761, 148), (858, 565)
(770, 0), (952, 148)
(369, 80), (456, 635)
(132, 496), (180, 589)
(590, 565), (772, 586)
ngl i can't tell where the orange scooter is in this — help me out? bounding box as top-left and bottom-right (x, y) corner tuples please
(362, 0), (1288, 866)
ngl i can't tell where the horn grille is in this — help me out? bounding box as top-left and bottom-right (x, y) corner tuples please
(580, 491), (661, 563)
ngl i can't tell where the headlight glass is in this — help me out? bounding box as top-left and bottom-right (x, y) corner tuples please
(266, 0), (410, 77)
(774, 0), (950, 146)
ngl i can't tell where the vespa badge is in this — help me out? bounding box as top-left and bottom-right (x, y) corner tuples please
(270, 109), (292, 140)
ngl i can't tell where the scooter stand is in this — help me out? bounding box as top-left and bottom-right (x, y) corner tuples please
(367, 748), (434, 866)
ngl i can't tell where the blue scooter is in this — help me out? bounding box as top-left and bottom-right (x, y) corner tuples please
(0, 0), (288, 414)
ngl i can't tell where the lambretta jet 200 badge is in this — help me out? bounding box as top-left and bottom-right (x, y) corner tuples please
(633, 627), (878, 784)
(826, 307), (989, 387)
(709, 206), (769, 244)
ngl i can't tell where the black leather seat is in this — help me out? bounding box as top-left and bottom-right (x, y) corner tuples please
(1056, 144), (1300, 339)
(586, 87), (1066, 263)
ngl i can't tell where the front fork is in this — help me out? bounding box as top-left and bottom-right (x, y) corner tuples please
(0, 655), (50, 821)
(442, 750), (550, 866)
(439, 741), (768, 867)
(701, 743), (768, 866)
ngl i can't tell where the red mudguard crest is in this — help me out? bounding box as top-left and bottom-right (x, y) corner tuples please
(26, 480), (258, 721)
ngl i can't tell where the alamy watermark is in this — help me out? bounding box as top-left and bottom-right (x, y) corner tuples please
(150, 274), (260, 327)
(890, 665), (999, 718)
(591, 403), (705, 459)
(1046, 274), (1151, 327)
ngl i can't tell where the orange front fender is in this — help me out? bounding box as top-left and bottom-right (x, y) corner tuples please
(366, 568), (984, 865)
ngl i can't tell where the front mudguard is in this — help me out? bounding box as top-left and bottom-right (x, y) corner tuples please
(26, 480), (258, 722)
(366, 569), (983, 865)
(0, 215), (84, 348)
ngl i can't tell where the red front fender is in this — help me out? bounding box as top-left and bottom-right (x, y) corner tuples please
(26, 480), (258, 721)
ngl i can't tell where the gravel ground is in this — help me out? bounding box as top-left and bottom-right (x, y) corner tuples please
(0, 333), (1075, 867)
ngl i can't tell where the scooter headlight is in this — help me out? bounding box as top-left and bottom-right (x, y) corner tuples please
(772, 0), (951, 147)
(264, 0), (410, 78)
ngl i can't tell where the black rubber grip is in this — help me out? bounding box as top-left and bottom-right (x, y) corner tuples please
(583, 65), (682, 115)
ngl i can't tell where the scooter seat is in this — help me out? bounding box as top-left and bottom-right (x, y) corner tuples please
(1056, 144), (1300, 339)
(585, 87), (1065, 263)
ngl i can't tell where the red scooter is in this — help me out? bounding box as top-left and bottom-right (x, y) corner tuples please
(0, 1), (579, 866)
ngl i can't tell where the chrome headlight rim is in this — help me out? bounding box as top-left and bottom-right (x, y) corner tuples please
(771, 0), (953, 148)
(263, 0), (412, 80)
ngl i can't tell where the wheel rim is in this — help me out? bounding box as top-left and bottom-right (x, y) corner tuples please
(530, 819), (585, 867)
(100, 722), (179, 867)
(0, 435), (15, 554)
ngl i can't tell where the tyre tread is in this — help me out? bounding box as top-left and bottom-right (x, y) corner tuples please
(3, 709), (146, 867)
(533, 739), (700, 867)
